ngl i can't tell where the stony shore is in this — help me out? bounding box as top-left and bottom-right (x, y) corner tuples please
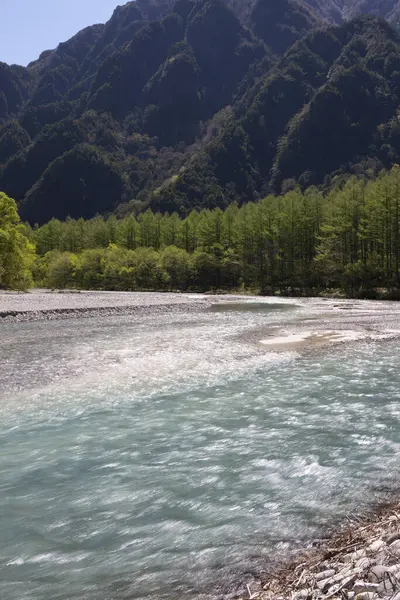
(0, 289), (209, 322)
(243, 503), (400, 600)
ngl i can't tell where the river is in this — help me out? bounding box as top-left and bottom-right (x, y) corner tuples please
(1, 294), (400, 600)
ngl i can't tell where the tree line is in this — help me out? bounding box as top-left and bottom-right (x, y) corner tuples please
(3, 167), (400, 295)
(0, 166), (391, 297)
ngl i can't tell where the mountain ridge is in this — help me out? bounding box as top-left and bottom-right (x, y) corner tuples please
(1, 0), (400, 224)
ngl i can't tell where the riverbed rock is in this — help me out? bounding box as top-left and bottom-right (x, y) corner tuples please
(356, 557), (374, 569)
(336, 567), (360, 582)
(373, 549), (388, 564)
(316, 577), (332, 591)
(353, 580), (380, 594)
(327, 573), (359, 595)
(389, 539), (400, 557)
(354, 593), (379, 600)
(293, 589), (310, 599)
(388, 563), (400, 576)
(367, 540), (385, 554)
(315, 569), (336, 581)
(351, 549), (368, 561)
(386, 531), (400, 545)
(367, 564), (391, 582)
(378, 575), (398, 595)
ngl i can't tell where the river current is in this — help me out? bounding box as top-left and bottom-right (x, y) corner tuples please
(1, 295), (400, 600)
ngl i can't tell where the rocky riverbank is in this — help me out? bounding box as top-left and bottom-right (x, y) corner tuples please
(0, 303), (207, 322)
(243, 503), (400, 600)
(0, 289), (209, 322)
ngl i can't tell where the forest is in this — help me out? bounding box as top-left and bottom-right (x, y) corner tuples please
(2, 167), (400, 297)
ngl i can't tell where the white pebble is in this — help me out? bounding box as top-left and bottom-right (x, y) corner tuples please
(355, 557), (373, 570)
(315, 569), (335, 582)
(353, 580), (380, 594)
(389, 539), (400, 556)
(368, 564), (391, 582)
(367, 539), (385, 553)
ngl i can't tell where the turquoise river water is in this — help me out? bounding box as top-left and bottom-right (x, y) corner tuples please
(1, 295), (400, 600)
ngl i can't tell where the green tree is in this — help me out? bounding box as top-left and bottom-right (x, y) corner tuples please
(0, 192), (35, 289)
(161, 245), (193, 290)
(46, 251), (79, 289)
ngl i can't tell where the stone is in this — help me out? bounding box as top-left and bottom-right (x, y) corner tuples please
(342, 553), (354, 563)
(378, 576), (397, 594)
(293, 589), (310, 600)
(367, 539), (385, 553)
(373, 549), (388, 564)
(389, 539), (400, 557)
(353, 580), (380, 594)
(315, 569), (336, 582)
(355, 557), (373, 570)
(386, 532), (400, 545)
(347, 593), (356, 600)
(340, 573), (359, 588)
(351, 549), (367, 561)
(325, 573), (359, 598)
(388, 563), (400, 575)
(334, 567), (360, 583)
(316, 577), (332, 591)
(344, 549), (367, 563)
(368, 564), (391, 582)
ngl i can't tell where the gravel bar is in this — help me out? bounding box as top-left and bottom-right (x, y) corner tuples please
(0, 290), (210, 322)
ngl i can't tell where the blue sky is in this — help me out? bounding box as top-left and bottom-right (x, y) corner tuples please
(0, 0), (121, 66)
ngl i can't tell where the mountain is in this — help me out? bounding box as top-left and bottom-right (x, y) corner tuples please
(156, 14), (400, 213)
(1, 0), (400, 224)
(304, 0), (400, 23)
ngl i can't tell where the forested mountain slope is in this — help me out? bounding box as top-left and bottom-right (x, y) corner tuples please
(151, 15), (400, 213)
(304, 0), (400, 23)
(1, 0), (400, 224)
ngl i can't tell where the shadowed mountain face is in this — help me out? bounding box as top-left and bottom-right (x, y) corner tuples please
(1, 0), (400, 224)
